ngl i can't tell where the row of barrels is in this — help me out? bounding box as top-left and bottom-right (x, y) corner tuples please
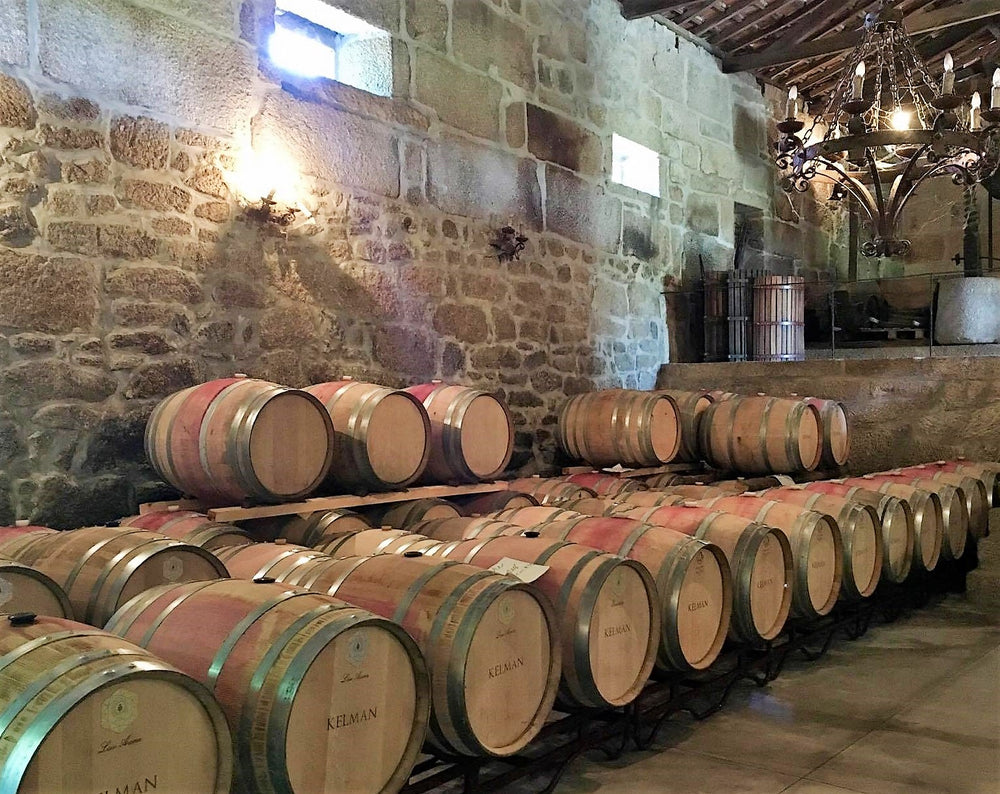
(558, 389), (850, 475)
(146, 375), (515, 506)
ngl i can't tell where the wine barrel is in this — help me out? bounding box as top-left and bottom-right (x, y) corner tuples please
(892, 466), (989, 540)
(753, 490), (883, 600)
(649, 484), (741, 501)
(364, 497), (462, 530)
(562, 472), (644, 497)
(557, 390), (680, 467)
(699, 395), (822, 475)
(106, 579), (428, 793)
(0, 526), (57, 558)
(0, 556), (73, 618)
(428, 535), (658, 709)
(272, 554), (561, 757)
(507, 516), (732, 672)
(861, 474), (967, 561)
(803, 398), (850, 468)
(491, 506), (589, 528)
(925, 460), (1000, 506)
(307, 379), (431, 492)
(0, 526), (228, 626)
(411, 516), (531, 543)
(695, 496), (843, 620)
(505, 476), (597, 505)
(559, 497), (632, 516)
(405, 382), (514, 483)
(0, 614), (232, 793)
(213, 541), (330, 581)
(840, 478), (942, 573)
(145, 376), (334, 505)
(657, 389), (716, 462)
(119, 511), (252, 551)
(241, 508), (371, 546)
(795, 482), (914, 584)
(316, 528), (444, 557)
(753, 274), (804, 362)
(450, 490), (539, 515)
(612, 504), (792, 645)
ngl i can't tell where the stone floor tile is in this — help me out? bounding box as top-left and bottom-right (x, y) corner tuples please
(780, 781), (869, 794)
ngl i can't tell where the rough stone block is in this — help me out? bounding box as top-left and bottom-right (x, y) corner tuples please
(125, 357), (200, 399)
(433, 303), (489, 343)
(0, 250), (99, 332)
(106, 329), (175, 354)
(33, 403), (101, 430)
(406, 0), (447, 49)
(39, 0), (255, 132)
(106, 264), (203, 303)
(414, 50), (502, 141)
(254, 91), (400, 198)
(113, 300), (191, 332)
(143, 0), (239, 35)
(29, 473), (132, 530)
(544, 165), (621, 252)
(0, 2), (28, 66)
(427, 136), (541, 228)
(526, 104), (602, 175)
(687, 194), (720, 236)
(258, 304), (318, 350)
(505, 101), (526, 150)
(185, 164), (229, 199)
(0, 203), (37, 247)
(453, 0), (535, 91)
(374, 324), (436, 375)
(3, 359), (116, 405)
(60, 159), (110, 184)
(110, 115), (170, 169)
(0, 73), (35, 128)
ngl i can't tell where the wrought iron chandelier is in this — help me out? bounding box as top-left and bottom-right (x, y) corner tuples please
(775, 2), (1000, 258)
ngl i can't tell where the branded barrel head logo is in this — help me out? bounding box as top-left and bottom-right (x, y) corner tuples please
(102, 689), (138, 733)
(497, 595), (516, 625)
(347, 632), (368, 666)
(162, 556), (184, 582)
(0, 576), (11, 607)
(607, 569), (626, 599)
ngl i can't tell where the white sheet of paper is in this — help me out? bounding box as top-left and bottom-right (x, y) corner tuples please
(489, 557), (550, 583)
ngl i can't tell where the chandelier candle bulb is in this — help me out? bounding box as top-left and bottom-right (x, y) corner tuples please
(993, 69), (1000, 108)
(786, 85), (798, 119)
(853, 61), (865, 98)
(942, 53), (954, 95)
(971, 92), (982, 130)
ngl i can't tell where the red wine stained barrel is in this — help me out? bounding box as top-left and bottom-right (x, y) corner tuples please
(803, 398), (850, 468)
(145, 376), (335, 505)
(307, 379), (431, 492)
(0, 526), (228, 626)
(892, 466), (989, 540)
(427, 535), (658, 709)
(695, 496), (843, 620)
(657, 389), (716, 462)
(405, 382), (514, 483)
(273, 553), (561, 757)
(0, 556), (73, 618)
(505, 477), (597, 505)
(1, 614), (232, 793)
(557, 390), (680, 467)
(119, 511), (252, 550)
(699, 395), (822, 474)
(106, 579), (428, 793)
(241, 508), (371, 547)
(795, 481), (914, 584)
(450, 490), (539, 515)
(753, 275), (805, 362)
(611, 503), (792, 645)
(562, 472), (644, 497)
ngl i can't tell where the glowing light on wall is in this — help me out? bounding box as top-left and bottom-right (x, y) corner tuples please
(267, 26), (336, 80)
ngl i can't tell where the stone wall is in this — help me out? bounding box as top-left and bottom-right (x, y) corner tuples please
(656, 357), (1000, 475)
(0, 0), (839, 526)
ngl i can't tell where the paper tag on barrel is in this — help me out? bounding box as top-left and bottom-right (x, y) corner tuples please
(774, 474), (796, 486)
(489, 558), (549, 583)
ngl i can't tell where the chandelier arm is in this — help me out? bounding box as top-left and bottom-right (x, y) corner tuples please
(810, 161), (879, 222)
(865, 150), (888, 220)
(890, 159), (979, 231)
(885, 142), (934, 218)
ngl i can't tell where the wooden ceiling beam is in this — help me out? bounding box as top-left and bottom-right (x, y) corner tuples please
(676, 0), (722, 26)
(708, 0), (800, 45)
(691, 0), (764, 36)
(723, 0), (1000, 73)
(728, 0), (870, 54)
(619, 0), (698, 19)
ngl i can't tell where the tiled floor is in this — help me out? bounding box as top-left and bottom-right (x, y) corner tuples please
(548, 593), (1000, 794)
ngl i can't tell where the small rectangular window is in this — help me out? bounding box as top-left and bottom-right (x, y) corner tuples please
(611, 134), (660, 197)
(270, 0), (392, 97)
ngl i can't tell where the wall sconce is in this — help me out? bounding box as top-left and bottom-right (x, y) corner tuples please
(229, 144), (314, 231)
(243, 191), (301, 227)
(491, 225), (528, 263)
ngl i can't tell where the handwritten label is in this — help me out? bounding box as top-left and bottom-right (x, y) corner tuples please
(489, 558), (549, 584)
(97, 777), (157, 794)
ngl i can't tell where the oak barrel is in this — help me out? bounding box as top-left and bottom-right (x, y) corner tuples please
(696, 496), (843, 620)
(145, 376), (334, 505)
(928, 460), (1000, 507)
(840, 478), (942, 573)
(505, 477), (597, 505)
(106, 579), (428, 793)
(796, 481), (914, 583)
(428, 535), (658, 709)
(609, 504), (793, 644)
(410, 516), (529, 543)
(0, 526), (228, 627)
(753, 274), (805, 362)
(274, 553), (561, 757)
(648, 484), (741, 501)
(119, 510), (252, 550)
(562, 472), (644, 497)
(241, 508), (371, 546)
(803, 398), (850, 468)
(316, 528), (444, 557)
(0, 556), (73, 618)
(405, 382), (514, 483)
(364, 498), (461, 529)
(0, 614), (232, 793)
(450, 490), (539, 515)
(861, 474), (967, 561)
(892, 466), (989, 540)
(699, 395), (822, 474)
(752, 490), (883, 600)
(557, 390), (681, 467)
(657, 389), (716, 462)
(213, 541), (330, 581)
(307, 379), (431, 492)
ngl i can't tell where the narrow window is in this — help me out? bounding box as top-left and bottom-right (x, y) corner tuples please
(269, 0), (392, 97)
(611, 134), (661, 197)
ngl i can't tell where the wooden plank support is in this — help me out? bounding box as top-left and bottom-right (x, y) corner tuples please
(722, 0), (1000, 73)
(561, 462), (703, 479)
